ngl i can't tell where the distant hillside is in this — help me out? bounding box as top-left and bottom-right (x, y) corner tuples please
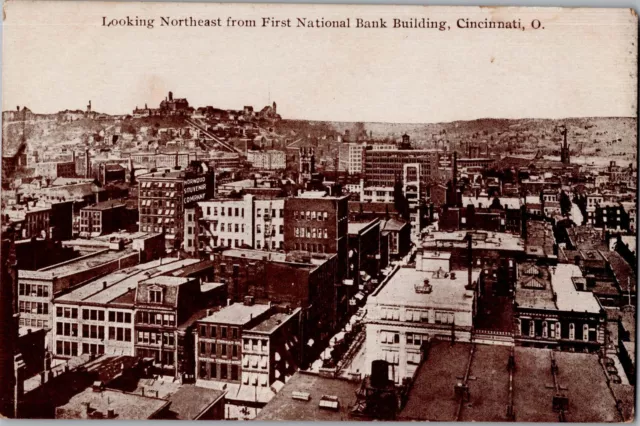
(279, 117), (636, 160)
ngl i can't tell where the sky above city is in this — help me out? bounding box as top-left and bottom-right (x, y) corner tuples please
(3, 2), (637, 123)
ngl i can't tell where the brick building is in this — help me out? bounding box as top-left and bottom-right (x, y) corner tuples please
(138, 164), (215, 249)
(211, 249), (338, 355)
(79, 200), (130, 236)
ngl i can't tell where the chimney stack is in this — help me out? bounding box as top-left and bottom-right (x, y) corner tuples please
(467, 235), (473, 291)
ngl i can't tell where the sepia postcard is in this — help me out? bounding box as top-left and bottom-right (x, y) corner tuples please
(0, 0), (637, 421)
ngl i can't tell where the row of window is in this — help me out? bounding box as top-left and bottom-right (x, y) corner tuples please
(136, 311), (176, 325)
(139, 191), (177, 198)
(19, 301), (49, 315)
(243, 338), (268, 353)
(82, 324), (105, 340)
(140, 226), (176, 234)
(199, 324), (238, 339)
(520, 319), (597, 342)
(382, 308), (455, 324)
(19, 317), (48, 328)
(256, 224), (283, 235)
(293, 210), (329, 221)
(141, 216), (176, 224)
(199, 361), (239, 381)
(109, 311), (132, 323)
(255, 240), (284, 250)
(110, 327), (133, 342)
(294, 227), (329, 239)
(200, 342), (239, 358)
(82, 309), (105, 321)
(137, 330), (175, 346)
(141, 199), (177, 208)
(19, 283), (50, 298)
(57, 322), (78, 337)
(136, 348), (175, 366)
(363, 190), (392, 197)
(256, 208), (284, 219)
(206, 206), (246, 218)
(56, 340), (78, 357)
(292, 242), (327, 253)
(140, 182), (177, 189)
(209, 222), (246, 233)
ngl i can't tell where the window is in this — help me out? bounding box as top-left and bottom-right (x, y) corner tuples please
(231, 365), (239, 381)
(221, 344), (227, 356)
(221, 327), (227, 339)
(220, 364), (228, 380)
(150, 289), (163, 304)
(569, 323), (575, 340)
(232, 345), (238, 358)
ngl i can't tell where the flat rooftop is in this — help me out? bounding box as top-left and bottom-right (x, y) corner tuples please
(221, 248), (333, 267)
(422, 230), (524, 252)
(199, 303), (270, 326)
(55, 388), (169, 420)
(295, 191), (348, 200)
(165, 384), (225, 420)
(552, 264), (601, 313)
(143, 275), (192, 286)
(247, 310), (299, 334)
(55, 258), (200, 306)
(255, 372), (361, 421)
(400, 341), (621, 422)
(138, 170), (185, 180)
(32, 247), (137, 277)
(82, 199), (126, 211)
(369, 267), (477, 312)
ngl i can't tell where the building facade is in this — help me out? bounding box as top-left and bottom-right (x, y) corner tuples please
(138, 166), (215, 249)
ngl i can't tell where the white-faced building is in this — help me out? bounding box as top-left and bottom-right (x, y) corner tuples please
(364, 260), (479, 383)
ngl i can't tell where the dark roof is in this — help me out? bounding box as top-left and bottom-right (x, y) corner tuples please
(82, 199), (126, 211)
(169, 259), (215, 277)
(136, 276), (193, 308)
(165, 385), (225, 420)
(256, 372), (361, 421)
(401, 341), (621, 422)
(603, 251), (636, 292)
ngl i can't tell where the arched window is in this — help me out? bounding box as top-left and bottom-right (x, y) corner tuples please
(569, 323), (575, 340)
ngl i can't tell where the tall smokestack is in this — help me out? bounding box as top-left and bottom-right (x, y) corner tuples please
(467, 235), (473, 292)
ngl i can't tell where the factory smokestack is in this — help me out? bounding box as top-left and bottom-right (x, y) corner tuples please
(467, 234), (473, 292)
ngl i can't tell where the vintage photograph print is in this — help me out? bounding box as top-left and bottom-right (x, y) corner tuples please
(0, 1), (637, 422)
